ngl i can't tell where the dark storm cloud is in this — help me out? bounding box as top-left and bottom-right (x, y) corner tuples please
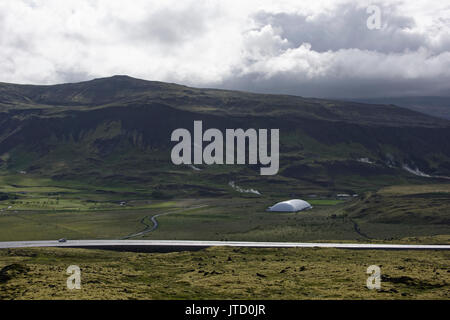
(253, 3), (430, 54)
(214, 2), (450, 98)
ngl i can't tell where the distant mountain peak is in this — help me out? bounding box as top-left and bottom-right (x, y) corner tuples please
(89, 74), (151, 84)
(97, 75), (141, 81)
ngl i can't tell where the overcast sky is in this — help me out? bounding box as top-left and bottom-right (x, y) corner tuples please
(0, 0), (449, 98)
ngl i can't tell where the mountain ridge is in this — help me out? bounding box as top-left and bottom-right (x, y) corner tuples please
(349, 96), (450, 120)
(0, 75), (448, 128)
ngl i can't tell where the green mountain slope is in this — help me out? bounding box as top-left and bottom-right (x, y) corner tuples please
(1, 76), (449, 196)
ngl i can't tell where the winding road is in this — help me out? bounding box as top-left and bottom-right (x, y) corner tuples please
(121, 205), (209, 239)
(350, 218), (371, 239)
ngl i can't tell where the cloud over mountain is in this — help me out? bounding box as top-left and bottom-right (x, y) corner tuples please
(1, 0), (449, 98)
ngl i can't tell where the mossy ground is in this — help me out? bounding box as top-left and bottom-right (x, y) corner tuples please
(0, 246), (448, 300)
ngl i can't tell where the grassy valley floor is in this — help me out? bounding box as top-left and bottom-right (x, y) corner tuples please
(0, 175), (449, 243)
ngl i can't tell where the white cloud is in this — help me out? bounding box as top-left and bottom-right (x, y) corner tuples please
(0, 0), (449, 98)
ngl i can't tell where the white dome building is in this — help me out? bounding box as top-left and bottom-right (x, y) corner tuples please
(268, 199), (312, 212)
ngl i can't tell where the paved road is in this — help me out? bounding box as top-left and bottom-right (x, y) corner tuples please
(0, 240), (449, 250)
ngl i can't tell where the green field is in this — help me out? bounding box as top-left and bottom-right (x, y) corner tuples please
(0, 246), (448, 300)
